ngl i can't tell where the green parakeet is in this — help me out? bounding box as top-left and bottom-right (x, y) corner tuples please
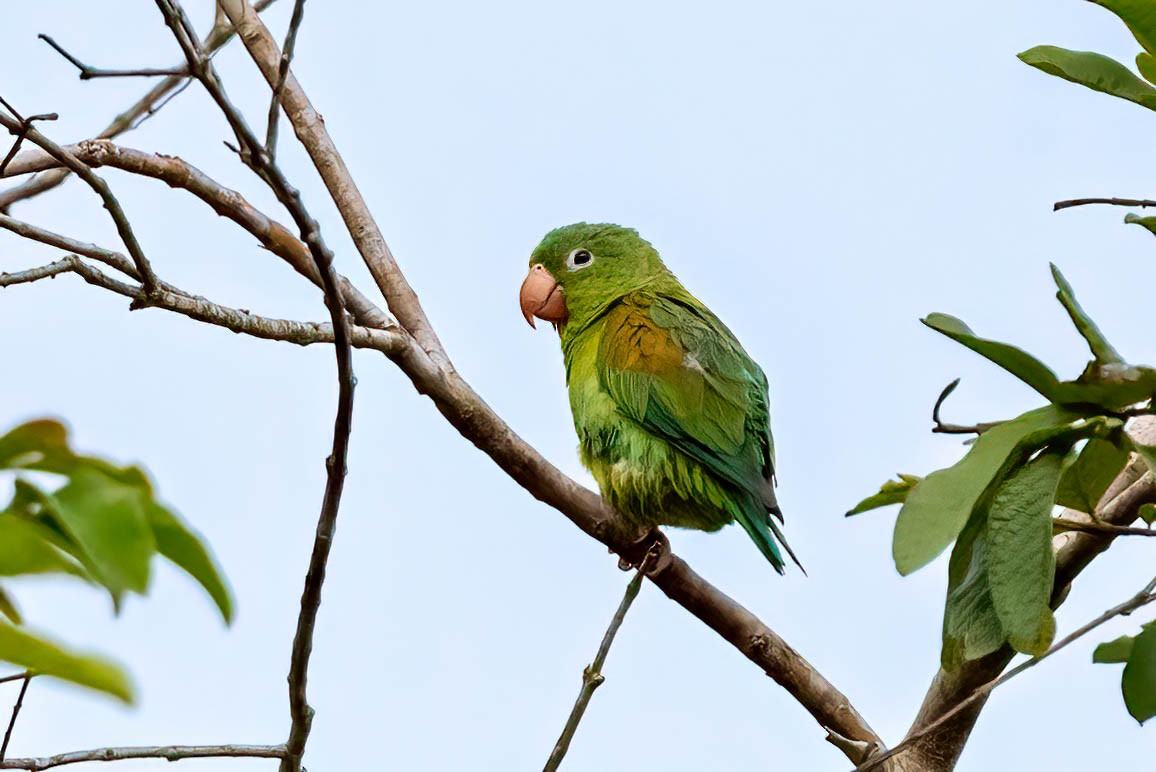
(519, 223), (799, 573)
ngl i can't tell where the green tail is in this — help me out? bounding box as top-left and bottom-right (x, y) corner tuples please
(733, 498), (804, 575)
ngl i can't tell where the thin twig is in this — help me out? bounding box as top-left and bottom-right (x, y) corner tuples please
(0, 108), (159, 294)
(1053, 517), (1155, 537)
(855, 575), (1156, 772)
(544, 549), (657, 772)
(38, 35), (187, 80)
(265, 0), (306, 159)
(1054, 197), (1156, 212)
(930, 378), (998, 435)
(0, 743), (286, 770)
(0, 676), (30, 761)
(0, 678), (27, 689)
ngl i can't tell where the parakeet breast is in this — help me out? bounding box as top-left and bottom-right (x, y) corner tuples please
(562, 307), (738, 533)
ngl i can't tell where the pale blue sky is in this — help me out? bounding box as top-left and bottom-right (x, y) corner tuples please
(2, 1), (1154, 769)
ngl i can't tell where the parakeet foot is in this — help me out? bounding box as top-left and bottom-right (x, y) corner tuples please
(615, 528), (671, 575)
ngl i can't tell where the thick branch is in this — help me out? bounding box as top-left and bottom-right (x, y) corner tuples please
(0, 744), (285, 770)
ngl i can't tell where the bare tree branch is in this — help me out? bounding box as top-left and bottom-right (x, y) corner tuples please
(544, 549), (656, 772)
(1053, 516), (1156, 537)
(0, 110), (159, 293)
(0, 0), (280, 213)
(0, 676), (31, 761)
(265, 0), (306, 159)
(38, 35), (188, 80)
(0, 744), (285, 770)
(217, 0), (448, 364)
(1054, 197), (1156, 212)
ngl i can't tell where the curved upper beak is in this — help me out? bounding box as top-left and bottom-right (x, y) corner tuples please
(519, 264), (569, 329)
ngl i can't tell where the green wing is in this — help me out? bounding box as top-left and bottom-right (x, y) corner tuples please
(597, 292), (797, 571)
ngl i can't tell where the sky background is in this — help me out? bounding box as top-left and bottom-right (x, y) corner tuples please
(1, 1), (1155, 769)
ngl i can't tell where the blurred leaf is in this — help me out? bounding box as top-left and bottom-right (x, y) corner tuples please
(1140, 503), (1156, 525)
(28, 471), (154, 602)
(0, 419), (76, 473)
(148, 502), (233, 624)
(846, 474), (921, 516)
(893, 406), (1078, 575)
(1091, 0), (1156, 57)
(0, 516), (86, 578)
(987, 451), (1063, 655)
(0, 621), (133, 702)
(0, 588), (21, 624)
(1123, 624), (1156, 723)
(942, 509), (1006, 669)
(1096, 634), (1137, 664)
(922, 314), (1064, 402)
(1056, 437), (1131, 514)
(1018, 46), (1156, 111)
(1051, 264), (1123, 364)
(1139, 52), (1156, 84)
(1125, 212), (1156, 235)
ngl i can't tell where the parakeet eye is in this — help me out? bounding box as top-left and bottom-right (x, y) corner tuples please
(567, 248), (594, 271)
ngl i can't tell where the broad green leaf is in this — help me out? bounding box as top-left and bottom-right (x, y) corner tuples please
(29, 471), (154, 601)
(1092, 0), (1156, 57)
(942, 509), (1006, 669)
(1056, 437), (1131, 514)
(148, 502), (233, 624)
(894, 406), (1078, 575)
(1139, 52), (1156, 84)
(0, 620), (133, 702)
(846, 474), (922, 516)
(1051, 264), (1122, 364)
(1140, 503), (1156, 525)
(1056, 362), (1156, 410)
(0, 588), (21, 624)
(922, 314), (1064, 402)
(1125, 213), (1156, 235)
(1018, 46), (1156, 111)
(1096, 634), (1137, 664)
(0, 419), (76, 473)
(0, 516), (86, 577)
(987, 451), (1063, 655)
(1123, 623), (1156, 723)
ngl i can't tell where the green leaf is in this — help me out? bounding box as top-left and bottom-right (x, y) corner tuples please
(846, 474), (922, 516)
(0, 515), (86, 578)
(1055, 437), (1131, 514)
(893, 406), (1078, 575)
(987, 451), (1064, 655)
(0, 587), (21, 624)
(148, 502), (233, 624)
(942, 508), (1006, 669)
(0, 620), (133, 702)
(1018, 46), (1156, 111)
(29, 471), (155, 602)
(1051, 264), (1123, 364)
(1123, 623), (1156, 724)
(1096, 634), (1137, 664)
(1125, 212), (1156, 235)
(1058, 362), (1156, 410)
(1092, 0), (1156, 57)
(0, 419), (77, 473)
(922, 314), (1064, 402)
(1139, 52), (1156, 84)
(1140, 503), (1156, 525)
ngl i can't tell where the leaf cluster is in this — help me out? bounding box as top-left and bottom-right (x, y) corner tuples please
(0, 418), (232, 702)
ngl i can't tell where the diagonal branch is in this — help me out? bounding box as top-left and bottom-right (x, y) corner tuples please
(265, 0), (306, 159)
(38, 35), (187, 80)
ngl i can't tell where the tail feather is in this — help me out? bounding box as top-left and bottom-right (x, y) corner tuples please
(733, 497), (803, 575)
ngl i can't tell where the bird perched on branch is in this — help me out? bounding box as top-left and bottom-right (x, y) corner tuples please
(519, 223), (799, 573)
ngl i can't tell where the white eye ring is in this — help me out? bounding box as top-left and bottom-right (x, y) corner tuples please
(566, 248), (595, 271)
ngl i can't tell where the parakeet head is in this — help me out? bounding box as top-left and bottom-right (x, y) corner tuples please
(519, 223), (669, 332)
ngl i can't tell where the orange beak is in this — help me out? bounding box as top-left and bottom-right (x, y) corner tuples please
(519, 264), (569, 329)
